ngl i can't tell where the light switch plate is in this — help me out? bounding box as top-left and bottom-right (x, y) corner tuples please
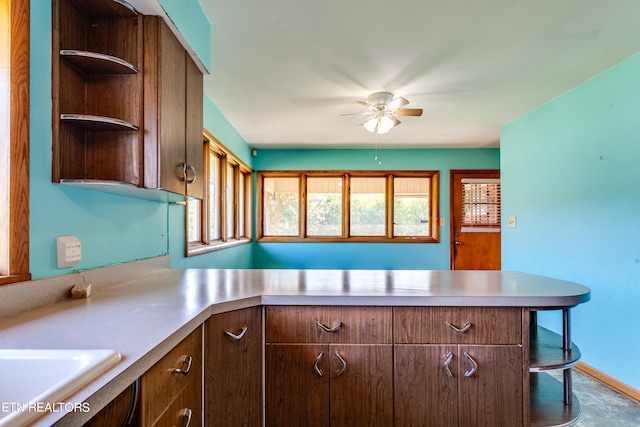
(508, 216), (517, 228)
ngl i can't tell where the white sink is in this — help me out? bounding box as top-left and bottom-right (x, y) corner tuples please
(0, 349), (121, 427)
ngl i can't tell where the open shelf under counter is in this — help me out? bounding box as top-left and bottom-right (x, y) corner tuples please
(530, 326), (581, 371)
(61, 50), (138, 74)
(60, 114), (139, 132)
(531, 372), (581, 427)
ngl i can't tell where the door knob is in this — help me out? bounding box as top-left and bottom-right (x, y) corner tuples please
(454, 241), (462, 246)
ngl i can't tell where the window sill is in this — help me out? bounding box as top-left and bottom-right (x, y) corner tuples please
(186, 238), (252, 257)
(0, 273), (32, 286)
(257, 236), (439, 243)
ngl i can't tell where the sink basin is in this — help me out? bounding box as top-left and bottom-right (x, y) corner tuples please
(0, 349), (121, 427)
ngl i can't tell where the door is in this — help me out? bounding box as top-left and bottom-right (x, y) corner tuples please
(450, 170), (501, 270)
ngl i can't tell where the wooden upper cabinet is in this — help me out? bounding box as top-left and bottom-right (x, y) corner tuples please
(52, 0), (143, 185)
(143, 16), (204, 199)
(52, 0), (204, 199)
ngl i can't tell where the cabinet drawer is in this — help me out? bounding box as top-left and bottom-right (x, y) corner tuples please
(151, 376), (202, 427)
(266, 306), (392, 344)
(141, 326), (202, 424)
(394, 307), (523, 344)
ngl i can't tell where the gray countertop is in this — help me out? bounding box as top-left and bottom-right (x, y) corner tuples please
(0, 267), (590, 426)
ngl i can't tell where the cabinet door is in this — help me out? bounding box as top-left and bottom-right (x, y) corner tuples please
(329, 344), (394, 427)
(457, 345), (524, 427)
(266, 344), (329, 427)
(395, 345), (458, 427)
(185, 55), (203, 199)
(205, 307), (263, 427)
(157, 19), (186, 195)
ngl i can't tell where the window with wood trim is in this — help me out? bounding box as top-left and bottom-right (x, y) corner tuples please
(186, 132), (252, 256)
(257, 171), (440, 243)
(0, 0), (30, 285)
(461, 178), (501, 232)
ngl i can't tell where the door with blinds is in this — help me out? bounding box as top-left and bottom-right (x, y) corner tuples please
(450, 170), (501, 270)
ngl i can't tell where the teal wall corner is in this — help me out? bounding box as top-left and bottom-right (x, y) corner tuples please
(501, 51), (640, 390)
(158, 0), (211, 72)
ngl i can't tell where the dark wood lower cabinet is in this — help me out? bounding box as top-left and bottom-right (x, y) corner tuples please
(205, 307), (263, 426)
(266, 343), (393, 427)
(395, 345), (524, 427)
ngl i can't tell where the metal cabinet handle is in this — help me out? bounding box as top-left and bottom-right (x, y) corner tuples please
(314, 351), (324, 377)
(463, 352), (478, 377)
(171, 355), (193, 375)
(443, 351), (454, 377)
(316, 320), (342, 333)
(186, 164), (197, 184)
(176, 163), (187, 182)
(446, 321), (472, 333)
(335, 351), (347, 377)
(224, 325), (248, 340)
(174, 408), (192, 427)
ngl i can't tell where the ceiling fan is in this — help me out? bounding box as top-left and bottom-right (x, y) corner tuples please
(344, 92), (423, 135)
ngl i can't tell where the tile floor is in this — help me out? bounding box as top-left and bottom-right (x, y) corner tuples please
(549, 369), (640, 426)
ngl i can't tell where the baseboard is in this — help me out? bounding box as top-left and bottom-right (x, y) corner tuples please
(575, 361), (640, 402)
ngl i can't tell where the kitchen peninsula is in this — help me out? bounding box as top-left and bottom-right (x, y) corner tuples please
(0, 260), (590, 427)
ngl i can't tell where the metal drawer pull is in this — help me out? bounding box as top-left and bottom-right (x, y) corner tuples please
(443, 351), (454, 377)
(225, 325), (248, 340)
(316, 320), (342, 333)
(463, 352), (478, 377)
(335, 351), (347, 377)
(171, 355), (193, 375)
(186, 164), (197, 184)
(314, 351), (324, 377)
(446, 321), (472, 333)
(176, 162), (187, 182)
(174, 408), (192, 427)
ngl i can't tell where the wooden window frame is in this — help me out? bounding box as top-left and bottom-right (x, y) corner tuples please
(0, 0), (30, 285)
(186, 130), (252, 256)
(257, 170), (440, 243)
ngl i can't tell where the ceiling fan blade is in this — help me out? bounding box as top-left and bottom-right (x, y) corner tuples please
(390, 115), (401, 127)
(341, 111), (373, 117)
(356, 100), (369, 107)
(394, 108), (423, 117)
(388, 96), (409, 109)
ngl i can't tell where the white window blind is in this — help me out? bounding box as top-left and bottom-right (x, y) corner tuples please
(461, 178), (501, 232)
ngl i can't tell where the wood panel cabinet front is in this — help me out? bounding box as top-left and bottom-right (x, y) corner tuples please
(265, 306), (394, 426)
(205, 307), (263, 427)
(394, 306), (523, 344)
(265, 343), (393, 427)
(266, 306), (392, 344)
(143, 16), (203, 198)
(140, 326), (202, 426)
(395, 344), (524, 427)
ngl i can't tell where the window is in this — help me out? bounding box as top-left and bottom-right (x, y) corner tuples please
(186, 131), (252, 255)
(258, 171), (440, 243)
(0, 0), (30, 285)
(461, 178), (501, 232)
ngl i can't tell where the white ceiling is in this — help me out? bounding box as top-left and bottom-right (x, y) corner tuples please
(195, 1), (640, 149)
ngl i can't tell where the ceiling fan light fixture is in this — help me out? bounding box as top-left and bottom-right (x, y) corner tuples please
(363, 117), (378, 133)
(377, 115), (396, 134)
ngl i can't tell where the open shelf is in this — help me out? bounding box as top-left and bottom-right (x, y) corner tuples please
(60, 114), (139, 132)
(531, 373), (581, 427)
(61, 50), (137, 74)
(59, 180), (187, 203)
(530, 326), (581, 372)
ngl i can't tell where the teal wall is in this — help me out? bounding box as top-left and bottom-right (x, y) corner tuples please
(252, 148), (500, 269)
(29, 1), (251, 279)
(158, 0), (211, 71)
(501, 52), (640, 390)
